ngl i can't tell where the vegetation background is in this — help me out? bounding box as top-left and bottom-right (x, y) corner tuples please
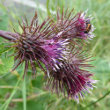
(0, 0), (110, 110)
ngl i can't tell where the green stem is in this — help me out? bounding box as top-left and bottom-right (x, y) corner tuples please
(22, 77), (27, 110)
(0, 72), (24, 110)
(46, 0), (51, 16)
(85, 90), (110, 108)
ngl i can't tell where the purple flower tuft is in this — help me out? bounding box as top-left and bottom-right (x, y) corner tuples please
(45, 49), (96, 102)
(50, 9), (95, 40)
(0, 9), (96, 102)
(10, 12), (69, 77)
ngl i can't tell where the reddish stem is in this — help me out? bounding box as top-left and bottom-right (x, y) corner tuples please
(0, 30), (18, 41)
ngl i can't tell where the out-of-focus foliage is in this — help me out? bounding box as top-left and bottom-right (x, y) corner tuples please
(0, 6), (14, 76)
(0, 0), (110, 110)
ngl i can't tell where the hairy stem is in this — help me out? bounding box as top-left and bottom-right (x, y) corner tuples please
(0, 30), (18, 41)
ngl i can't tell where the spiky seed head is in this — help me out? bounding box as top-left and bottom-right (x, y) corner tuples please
(45, 49), (96, 102)
(50, 9), (95, 40)
(11, 12), (70, 77)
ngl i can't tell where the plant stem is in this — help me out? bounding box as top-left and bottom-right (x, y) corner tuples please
(22, 77), (27, 110)
(0, 71), (24, 110)
(85, 90), (110, 108)
(0, 30), (18, 41)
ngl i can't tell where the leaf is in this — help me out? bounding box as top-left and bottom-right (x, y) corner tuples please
(0, 68), (24, 110)
(0, 55), (14, 74)
(0, 7), (8, 31)
(91, 58), (110, 74)
(32, 75), (44, 89)
(0, 42), (11, 55)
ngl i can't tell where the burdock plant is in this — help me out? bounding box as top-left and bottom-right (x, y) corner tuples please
(0, 9), (96, 102)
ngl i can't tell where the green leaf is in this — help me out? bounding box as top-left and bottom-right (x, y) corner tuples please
(0, 42), (11, 55)
(0, 55), (14, 74)
(0, 7), (8, 30)
(0, 68), (24, 110)
(32, 75), (44, 89)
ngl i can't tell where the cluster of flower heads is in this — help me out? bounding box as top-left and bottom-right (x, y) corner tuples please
(5, 9), (96, 102)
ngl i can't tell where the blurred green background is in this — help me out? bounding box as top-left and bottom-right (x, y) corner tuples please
(0, 0), (110, 110)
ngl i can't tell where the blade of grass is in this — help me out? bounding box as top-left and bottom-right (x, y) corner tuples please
(0, 67), (24, 110)
(84, 90), (110, 108)
(46, 0), (51, 16)
(22, 77), (26, 110)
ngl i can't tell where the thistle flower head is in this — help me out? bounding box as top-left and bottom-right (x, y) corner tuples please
(0, 9), (96, 102)
(41, 37), (69, 63)
(46, 49), (96, 102)
(11, 12), (69, 77)
(79, 11), (95, 39)
(51, 9), (95, 40)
